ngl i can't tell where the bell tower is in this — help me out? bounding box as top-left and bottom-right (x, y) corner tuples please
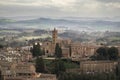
(52, 28), (58, 45)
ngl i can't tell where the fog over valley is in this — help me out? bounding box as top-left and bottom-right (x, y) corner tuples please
(0, 17), (120, 32)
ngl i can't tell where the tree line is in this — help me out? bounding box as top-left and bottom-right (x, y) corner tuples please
(92, 46), (119, 60)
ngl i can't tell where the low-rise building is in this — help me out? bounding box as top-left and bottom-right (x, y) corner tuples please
(80, 61), (118, 74)
(0, 47), (32, 62)
(0, 61), (36, 80)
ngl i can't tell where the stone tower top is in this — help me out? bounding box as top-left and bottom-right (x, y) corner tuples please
(52, 28), (58, 44)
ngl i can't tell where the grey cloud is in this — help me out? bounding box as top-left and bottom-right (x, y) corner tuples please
(0, 5), (65, 17)
(0, 0), (120, 18)
(14, 0), (52, 3)
(96, 0), (120, 3)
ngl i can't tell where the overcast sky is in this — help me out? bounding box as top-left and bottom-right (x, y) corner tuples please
(0, 0), (120, 18)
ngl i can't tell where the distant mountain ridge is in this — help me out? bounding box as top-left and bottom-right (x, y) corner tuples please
(0, 17), (120, 31)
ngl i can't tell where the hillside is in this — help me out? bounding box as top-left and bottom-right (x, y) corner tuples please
(0, 17), (120, 32)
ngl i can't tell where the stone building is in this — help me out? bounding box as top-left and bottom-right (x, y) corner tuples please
(52, 28), (58, 45)
(41, 28), (58, 56)
(41, 28), (71, 57)
(80, 61), (118, 74)
(116, 46), (120, 57)
(70, 42), (98, 61)
(40, 28), (98, 59)
(0, 61), (36, 80)
(41, 41), (54, 56)
(61, 47), (70, 58)
(0, 61), (57, 80)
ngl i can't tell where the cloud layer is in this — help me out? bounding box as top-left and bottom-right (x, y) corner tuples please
(0, 0), (120, 18)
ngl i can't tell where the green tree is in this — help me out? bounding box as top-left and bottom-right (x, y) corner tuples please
(35, 57), (45, 73)
(54, 59), (66, 77)
(0, 70), (2, 80)
(108, 47), (119, 60)
(69, 46), (72, 57)
(55, 43), (62, 58)
(31, 43), (43, 57)
(0, 44), (3, 49)
(96, 47), (109, 60)
(95, 46), (119, 60)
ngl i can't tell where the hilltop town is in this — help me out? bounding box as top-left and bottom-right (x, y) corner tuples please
(0, 0), (120, 80)
(0, 28), (120, 80)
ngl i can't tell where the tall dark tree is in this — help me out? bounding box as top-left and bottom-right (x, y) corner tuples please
(35, 57), (45, 73)
(0, 71), (2, 80)
(55, 43), (62, 58)
(54, 59), (66, 77)
(31, 43), (43, 57)
(69, 46), (72, 57)
(0, 44), (3, 49)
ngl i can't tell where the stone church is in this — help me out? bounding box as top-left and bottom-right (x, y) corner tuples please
(41, 28), (71, 57)
(41, 28), (98, 60)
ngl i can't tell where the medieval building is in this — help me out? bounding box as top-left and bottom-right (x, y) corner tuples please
(40, 28), (98, 60)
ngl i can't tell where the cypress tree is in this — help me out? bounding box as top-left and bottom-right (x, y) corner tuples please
(55, 43), (62, 58)
(35, 57), (45, 73)
(31, 43), (43, 57)
(54, 59), (66, 77)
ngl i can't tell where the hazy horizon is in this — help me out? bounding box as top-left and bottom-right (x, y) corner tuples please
(0, 0), (120, 32)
